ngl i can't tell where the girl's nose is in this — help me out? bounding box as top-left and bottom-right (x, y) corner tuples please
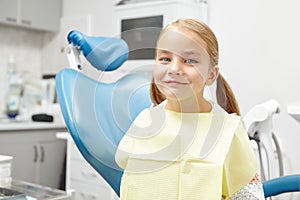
(168, 58), (182, 75)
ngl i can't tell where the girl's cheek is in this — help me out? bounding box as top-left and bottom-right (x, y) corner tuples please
(194, 65), (209, 79)
(154, 64), (167, 77)
(153, 68), (162, 84)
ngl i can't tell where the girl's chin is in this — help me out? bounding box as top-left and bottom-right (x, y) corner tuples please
(158, 86), (198, 101)
(164, 92), (198, 102)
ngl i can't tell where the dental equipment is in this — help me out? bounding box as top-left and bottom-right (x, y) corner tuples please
(58, 30), (151, 195)
(57, 30), (300, 198)
(243, 99), (283, 181)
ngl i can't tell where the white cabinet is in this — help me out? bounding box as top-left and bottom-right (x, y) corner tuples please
(69, 141), (118, 200)
(0, 0), (61, 32)
(0, 0), (18, 24)
(58, 133), (118, 200)
(0, 127), (67, 189)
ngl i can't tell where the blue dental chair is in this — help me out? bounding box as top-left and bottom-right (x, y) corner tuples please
(56, 31), (300, 198)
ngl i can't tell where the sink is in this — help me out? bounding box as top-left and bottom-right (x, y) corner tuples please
(287, 105), (300, 123)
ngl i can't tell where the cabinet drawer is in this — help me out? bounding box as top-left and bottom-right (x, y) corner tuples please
(70, 179), (115, 200)
(70, 159), (108, 186)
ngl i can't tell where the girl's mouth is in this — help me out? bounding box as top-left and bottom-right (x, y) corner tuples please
(164, 80), (189, 86)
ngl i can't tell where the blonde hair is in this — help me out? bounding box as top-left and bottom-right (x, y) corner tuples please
(150, 18), (241, 115)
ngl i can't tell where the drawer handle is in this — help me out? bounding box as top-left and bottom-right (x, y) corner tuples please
(21, 19), (32, 25)
(81, 171), (97, 179)
(80, 192), (97, 200)
(5, 17), (17, 23)
(33, 145), (38, 163)
(40, 145), (45, 163)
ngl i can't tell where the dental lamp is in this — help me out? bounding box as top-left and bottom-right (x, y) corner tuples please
(243, 99), (282, 181)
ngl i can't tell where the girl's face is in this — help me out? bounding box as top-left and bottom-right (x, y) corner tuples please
(154, 26), (219, 104)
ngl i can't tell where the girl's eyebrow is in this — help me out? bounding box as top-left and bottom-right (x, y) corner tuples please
(182, 50), (200, 56)
(157, 49), (171, 54)
(157, 49), (201, 56)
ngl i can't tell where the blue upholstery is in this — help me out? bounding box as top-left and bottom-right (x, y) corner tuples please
(263, 174), (300, 197)
(57, 30), (300, 198)
(67, 30), (128, 71)
(56, 68), (152, 195)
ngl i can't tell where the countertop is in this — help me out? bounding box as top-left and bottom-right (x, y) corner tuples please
(0, 103), (67, 131)
(0, 119), (67, 131)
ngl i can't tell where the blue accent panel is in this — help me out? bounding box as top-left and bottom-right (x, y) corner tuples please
(263, 175), (300, 197)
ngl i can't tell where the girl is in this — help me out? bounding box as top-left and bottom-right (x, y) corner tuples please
(115, 18), (265, 199)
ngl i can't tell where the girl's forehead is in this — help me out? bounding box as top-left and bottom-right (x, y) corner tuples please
(156, 27), (209, 58)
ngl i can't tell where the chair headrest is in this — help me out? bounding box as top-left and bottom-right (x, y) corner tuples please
(67, 30), (129, 71)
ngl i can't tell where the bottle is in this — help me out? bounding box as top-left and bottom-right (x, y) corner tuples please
(6, 55), (22, 118)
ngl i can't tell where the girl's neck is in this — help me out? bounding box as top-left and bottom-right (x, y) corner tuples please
(165, 98), (212, 113)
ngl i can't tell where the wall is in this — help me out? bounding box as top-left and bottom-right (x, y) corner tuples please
(62, 0), (113, 36)
(40, 0), (115, 75)
(209, 0), (300, 199)
(0, 25), (45, 113)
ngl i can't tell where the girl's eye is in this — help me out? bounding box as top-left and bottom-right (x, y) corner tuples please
(159, 57), (171, 62)
(185, 59), (197, 64)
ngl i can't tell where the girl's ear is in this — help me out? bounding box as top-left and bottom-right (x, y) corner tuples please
(206, 65), (219, 86)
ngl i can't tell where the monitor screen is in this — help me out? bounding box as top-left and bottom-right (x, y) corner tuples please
(121, 15), (163, 60)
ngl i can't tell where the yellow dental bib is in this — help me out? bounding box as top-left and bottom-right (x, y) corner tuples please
(115, 107), (257, 199)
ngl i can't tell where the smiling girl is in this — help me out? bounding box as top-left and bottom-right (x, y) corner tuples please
(115, 18), (264, 200)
